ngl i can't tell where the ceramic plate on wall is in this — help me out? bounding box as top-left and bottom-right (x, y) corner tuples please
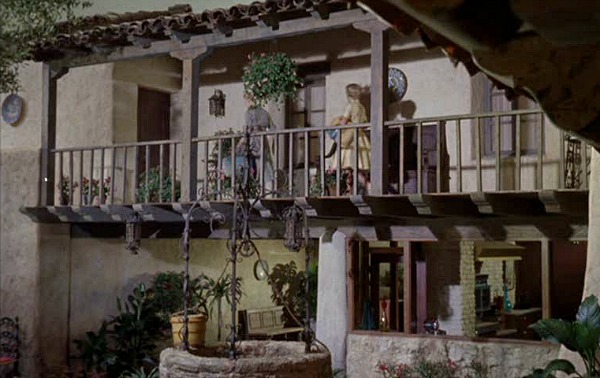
(388, 68), (408, 102)
(2, 94), (24, 125)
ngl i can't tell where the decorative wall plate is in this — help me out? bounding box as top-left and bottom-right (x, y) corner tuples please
(253, 259), (269, 281)
(388, 68), (408, 102)
(2, 94), (24, 126)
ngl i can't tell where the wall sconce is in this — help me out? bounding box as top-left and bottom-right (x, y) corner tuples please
(125, 214), (142, 254)
(209, 89), (226, 117)
(282, 205), (306, 252)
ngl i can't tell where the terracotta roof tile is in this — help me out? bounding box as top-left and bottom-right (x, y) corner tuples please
(34, 0), (347, 61)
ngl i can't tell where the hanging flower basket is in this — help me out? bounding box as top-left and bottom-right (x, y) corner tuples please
(242, 52), (303, 107)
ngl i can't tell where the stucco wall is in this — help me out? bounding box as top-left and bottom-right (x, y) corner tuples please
(68, 238), (306, 346)
(346, 333), (559, 378)
(0, 149), (42, 378)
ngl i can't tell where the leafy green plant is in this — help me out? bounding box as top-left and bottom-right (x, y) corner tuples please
(136, 167), (180, 203)
(207, 273), (243, 341)
(524, 295), (600, 378)
(119, 367), (158, 378)
(269, 261), (317, 326)
(1, 0), (91, 93)
(74, 283), (162, 377)
(110, 283), (162, 373)
(149, 272), (185, 328)
(242, 52), (303, 107)
(73, 322), (117, 376)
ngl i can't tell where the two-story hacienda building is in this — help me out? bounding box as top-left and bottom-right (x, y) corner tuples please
(0, 1), (592, 376)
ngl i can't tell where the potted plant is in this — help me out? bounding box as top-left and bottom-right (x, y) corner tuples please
(136, 167), (180, 203)
(242, 52), (303, 107)
(57, 175), (78, 205)
(81, 176), (111, 205)
(167, 273), (211, 349)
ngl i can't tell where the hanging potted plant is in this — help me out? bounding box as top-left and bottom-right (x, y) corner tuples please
(242, 52), (303, 107)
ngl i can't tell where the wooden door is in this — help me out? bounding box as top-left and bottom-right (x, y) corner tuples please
(137, 87), (170, 173)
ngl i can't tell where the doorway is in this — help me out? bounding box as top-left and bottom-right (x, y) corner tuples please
(137, 87), (171, 172)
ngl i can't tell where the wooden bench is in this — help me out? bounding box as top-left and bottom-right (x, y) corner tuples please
(238, 306), (304, 340)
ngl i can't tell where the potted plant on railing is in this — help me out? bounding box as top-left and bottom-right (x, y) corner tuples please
(136, 167), (180, 203)
(57, 175), (78, 205)
(81, 176), (111, 205)
(242, 52), (303, 107)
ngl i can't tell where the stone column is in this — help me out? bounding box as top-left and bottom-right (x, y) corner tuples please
(459, 240), (476, 337)
(316, 230), (348, 371)
(583, 149), (600, 298)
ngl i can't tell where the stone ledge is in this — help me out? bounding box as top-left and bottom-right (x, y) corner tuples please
(160, 341), (332, 378)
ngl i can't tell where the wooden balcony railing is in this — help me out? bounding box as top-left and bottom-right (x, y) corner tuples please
(51, 139), (181, 206)
(48, 110), (591, 206)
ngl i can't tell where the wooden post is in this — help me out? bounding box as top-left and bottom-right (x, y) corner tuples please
(354, 20), (389, 195)
(172, 47), (210, 201)
(541, 239), (551, 319)
(41, 64), (67, 206)
(416, 256), (427, 333)
(403, 240), (413, 333)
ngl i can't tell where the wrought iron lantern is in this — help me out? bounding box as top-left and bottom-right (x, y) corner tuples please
(125, 215), (142, 254)
(282, 205), (306, 252)
(209, 89), (226, 117)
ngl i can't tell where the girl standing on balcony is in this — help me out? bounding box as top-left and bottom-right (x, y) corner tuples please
(330, 83), (371, 193)
(236, 93), (276, 183)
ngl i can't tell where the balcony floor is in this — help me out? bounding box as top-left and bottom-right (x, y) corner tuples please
(21, 190), (588, 240)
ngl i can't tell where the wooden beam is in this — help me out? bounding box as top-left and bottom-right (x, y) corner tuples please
(354, 20), (389, 195)
(347, 240), (357, 331)
(175, 52), (205, 202)
(40, 64), (67, 205)
(403, 240), (413, 333)
(541, 239), (551, 319)
(48, 9), (374, 69)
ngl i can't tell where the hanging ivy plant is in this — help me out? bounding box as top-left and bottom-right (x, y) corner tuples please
(242, 52), (303, 107)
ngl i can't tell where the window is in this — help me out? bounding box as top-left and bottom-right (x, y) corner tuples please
(483, 80), (540, 156)
(287, 76), (326, 165)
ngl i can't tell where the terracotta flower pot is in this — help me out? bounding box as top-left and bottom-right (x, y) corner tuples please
(170, 314), (208, 349)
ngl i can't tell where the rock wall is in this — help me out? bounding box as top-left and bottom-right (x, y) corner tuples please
(346, 333), (559, 378)
(160, 342), (332, 378)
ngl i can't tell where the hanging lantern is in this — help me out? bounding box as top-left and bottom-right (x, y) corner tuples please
(282, 205), (305, 252)
(125, 215), (142, 254)
(209, 89), (226, 117)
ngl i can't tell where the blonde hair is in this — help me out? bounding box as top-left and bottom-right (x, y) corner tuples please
(345, 83), (361, 100)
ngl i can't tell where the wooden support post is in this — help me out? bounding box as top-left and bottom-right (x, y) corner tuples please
(541, 239), (551, 319)
(41, 64), (68, 206)
(403, 240), (413, 333)
(172, 47), (210, 202)
(416, 253), (427, 333)
(354, 20), (389, 195)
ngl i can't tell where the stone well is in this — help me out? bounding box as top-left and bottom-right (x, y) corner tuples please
(160, 341), (332, 377)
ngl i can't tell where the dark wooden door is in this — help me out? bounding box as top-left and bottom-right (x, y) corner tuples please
(551, 241), (587, 320)
(137, 87), (170, 173)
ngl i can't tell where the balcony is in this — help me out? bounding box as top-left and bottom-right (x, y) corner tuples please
(24, 109), (590, 225)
